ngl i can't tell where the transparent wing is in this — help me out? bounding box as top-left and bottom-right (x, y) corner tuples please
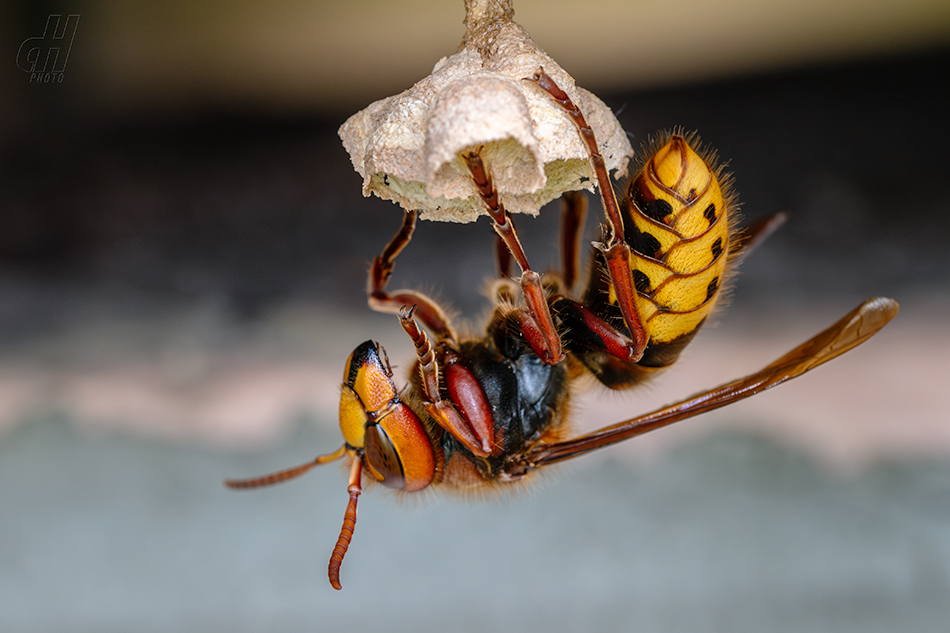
(731, 212), (787, 262)
(525, 297), (898, 468)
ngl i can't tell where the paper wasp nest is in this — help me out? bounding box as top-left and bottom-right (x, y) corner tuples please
(338, 0), (633, 223)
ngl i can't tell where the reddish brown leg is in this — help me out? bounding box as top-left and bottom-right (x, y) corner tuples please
(327, 456), (363, 590)
(464, 151), (565, 365)
(495, 233), (514, 279)
(560, 190), (587, 291)
(550, 296), (639, 361)
(368, 209), (456, 342)
(398, 306), (494, 457)
(527, 69), (647, 362)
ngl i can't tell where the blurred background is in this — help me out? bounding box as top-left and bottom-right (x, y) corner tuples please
(1, 1), (949, 631)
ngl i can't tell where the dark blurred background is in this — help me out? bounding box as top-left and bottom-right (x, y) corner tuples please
(1, 1), (949, 632)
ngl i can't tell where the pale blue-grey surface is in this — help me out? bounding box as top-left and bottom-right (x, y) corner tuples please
(2, 416), (948, 633)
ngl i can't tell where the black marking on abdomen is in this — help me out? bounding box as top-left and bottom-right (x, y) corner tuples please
(633, 270), (651, 292)
(633, 187), (674, 224)
(712, 237), (723, 259)
(631, 229), (662, 259)
(706, 277), (720, 302)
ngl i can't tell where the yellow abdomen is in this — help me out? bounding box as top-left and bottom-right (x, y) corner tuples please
(619, 134), (733, 365)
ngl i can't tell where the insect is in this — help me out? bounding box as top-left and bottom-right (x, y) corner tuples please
(225, 70), (898, 590)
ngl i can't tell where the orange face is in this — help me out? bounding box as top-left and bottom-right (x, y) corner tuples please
(338, 341), (435, 492)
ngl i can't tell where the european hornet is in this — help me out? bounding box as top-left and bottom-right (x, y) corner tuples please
(226, 70), (898, 590)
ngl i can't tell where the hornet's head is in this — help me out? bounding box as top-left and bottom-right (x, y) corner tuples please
(338, 340), (435, 492)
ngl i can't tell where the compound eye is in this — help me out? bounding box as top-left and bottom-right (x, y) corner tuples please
(369, 404), (436, 492)
(363, 423), (405, 489)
